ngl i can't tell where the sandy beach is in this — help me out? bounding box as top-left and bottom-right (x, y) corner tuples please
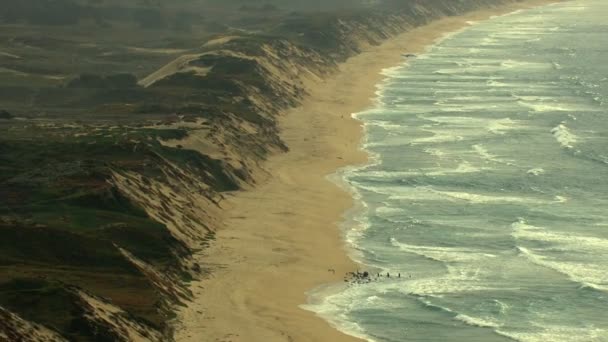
(174, 1), (560, 341)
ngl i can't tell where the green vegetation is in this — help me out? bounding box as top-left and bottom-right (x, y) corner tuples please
(0, 110), (13, 119)
(0, 127), (191, 328)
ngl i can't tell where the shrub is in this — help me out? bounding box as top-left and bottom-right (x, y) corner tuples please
(67, 73), (139, 88)
(0, 110), (14, 119)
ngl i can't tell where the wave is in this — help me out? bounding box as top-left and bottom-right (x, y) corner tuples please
(416, 296), (455, 313)
(391, 238), (497, 264)
(422, 116), (520, 135)
(480, 37), (499, 46)
(432, 60), (548, 75)
(487, 80), (509, 87)
(408, 118), (523, 146)
(501, 60), (551, 70)
(518, 100), (598, 113)
(430, 162), (486, 175)
(355, 162), (487, 180)
(496, 325), (607, 342)
(511, 220), (608, 291)
(418, 297), (509, 336)
(488, 119), (519, 135)
(427, 189), (546, 204)
(355, 184), (549, 205)
(454, 314), (501, 329)
(409, 129), (465, 144)
(401, 273), (508, 297)
(513, 95), (565, 102)
(512, 219), (608, 255)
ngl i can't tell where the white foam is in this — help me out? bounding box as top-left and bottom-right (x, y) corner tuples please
(553, 195), (568, 203)
(391, 238), (496, 263)
(409, 116), (522, 146)
(343, 205), (372, 247)
(428, 189), (546, 204)
(380, 65), (405, 77)
(454, 314), (501, 328)
(527, 168), (545, 176)
(424, 148), (446, 158)
(358, 184), (546, 205)
(550, 123), (577, 149)
(403, 274), (504, 296)
(410, 129), (464, 144)
(503, 9), (523, 17)
(427, 162), (485, 176)
(514, 95), (561, 102)
(472, 144), (513, 165)
(487, 80), (508, 87)
(433, 27), (470, 46)
(501, 60), (551, 70)
(494, 300), (510, 315)
(357, 161), (487, 180)
(417, 297), (454, 313)
(375, 206), (403, 216)
(518, 100), (597, 113)
(432, 61), (543, 75)
(518, 101), (569, 112)
(552, 62), (563, 70)
(481, 37), (499, 46)
(553, 5), (588, 12)
(302, 285), (379, 342)
(497, 325), (607, 342)
(365, 295), (381, 304)
(423, 116), (520, 135)
(366, 120), (405, 131)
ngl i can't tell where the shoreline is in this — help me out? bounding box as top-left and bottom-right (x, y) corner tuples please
(174, 1), (561, 341)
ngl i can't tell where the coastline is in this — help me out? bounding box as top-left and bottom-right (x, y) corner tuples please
(174, 1), (561, 341)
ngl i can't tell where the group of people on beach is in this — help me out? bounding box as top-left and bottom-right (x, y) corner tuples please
(341, 270), (407, 285)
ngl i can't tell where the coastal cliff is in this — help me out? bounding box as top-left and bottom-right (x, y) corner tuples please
(0, 0), (540, 340)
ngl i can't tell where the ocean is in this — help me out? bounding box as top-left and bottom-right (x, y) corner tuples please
(305, 1), (608, 341)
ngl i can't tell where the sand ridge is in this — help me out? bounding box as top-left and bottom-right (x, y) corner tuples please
(174, 1), (562, 341)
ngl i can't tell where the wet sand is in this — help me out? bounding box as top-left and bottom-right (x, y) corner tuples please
(174, 1), (561, 341)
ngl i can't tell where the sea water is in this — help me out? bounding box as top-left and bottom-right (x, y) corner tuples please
(305, 1), (608, 341)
